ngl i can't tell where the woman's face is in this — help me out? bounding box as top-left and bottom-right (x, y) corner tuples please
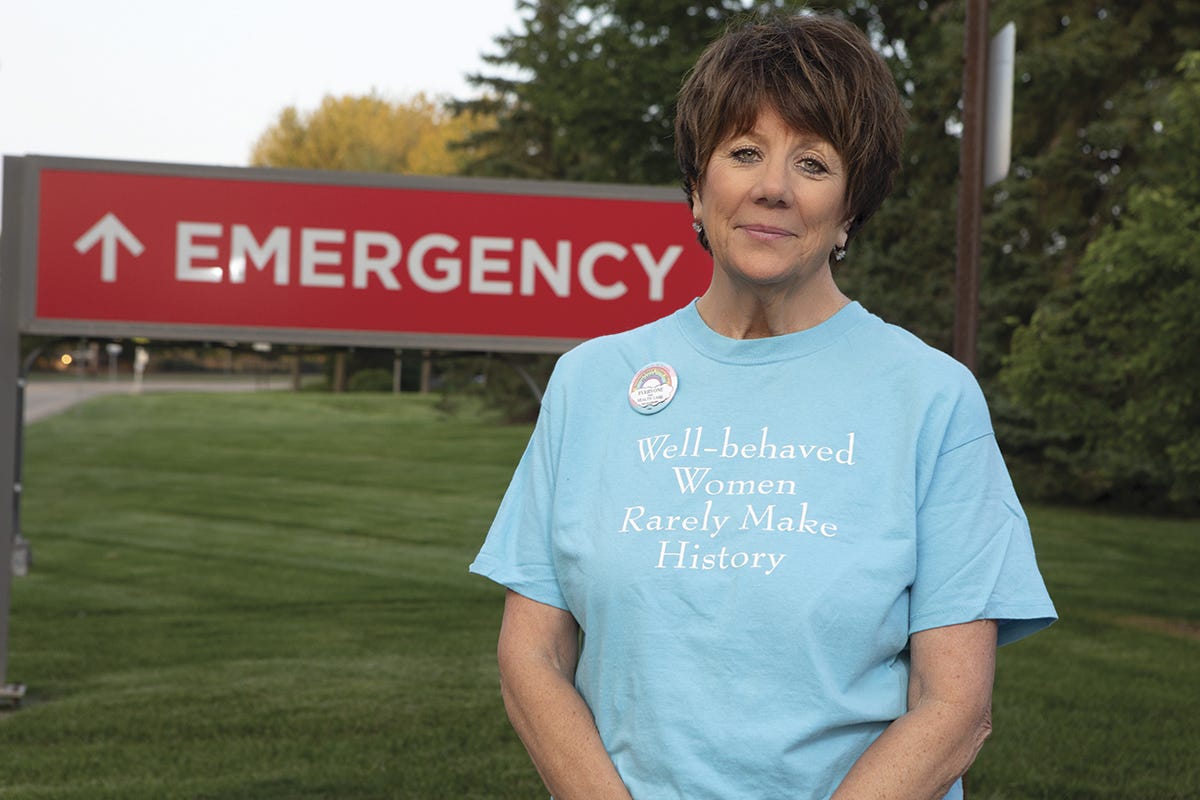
(692, 108), (850, 293)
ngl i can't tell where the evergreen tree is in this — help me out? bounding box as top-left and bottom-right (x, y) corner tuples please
(454, 1), (799, 183)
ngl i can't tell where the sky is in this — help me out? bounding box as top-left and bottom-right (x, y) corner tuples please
(0, 0), (527, 215)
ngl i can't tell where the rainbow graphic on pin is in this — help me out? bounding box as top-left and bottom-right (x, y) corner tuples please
(628, 362), (678, 414)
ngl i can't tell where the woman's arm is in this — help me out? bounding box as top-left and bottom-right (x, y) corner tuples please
(496, 589), (633, 800)
(831, 618), (998, 800)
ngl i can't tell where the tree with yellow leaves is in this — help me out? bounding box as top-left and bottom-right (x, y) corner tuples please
(250, 92), (494, 176)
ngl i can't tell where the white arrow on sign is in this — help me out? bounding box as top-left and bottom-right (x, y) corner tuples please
(73, 212), (145, 283)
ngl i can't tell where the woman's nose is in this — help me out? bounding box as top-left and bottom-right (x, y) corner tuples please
(752, 158), (794, 207)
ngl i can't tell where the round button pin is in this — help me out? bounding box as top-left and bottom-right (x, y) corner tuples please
(628, 362), (678, 414)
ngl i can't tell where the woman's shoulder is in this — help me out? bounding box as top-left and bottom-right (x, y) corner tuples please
(852, 310), (977, 385)
(846, 309), (992, 434)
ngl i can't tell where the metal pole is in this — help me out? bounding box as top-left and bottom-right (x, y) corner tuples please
(10, 346), (52, 585)
(420, 350), (432, 394)
(954, 0), (989, 374)
(0, 160), (25, 696)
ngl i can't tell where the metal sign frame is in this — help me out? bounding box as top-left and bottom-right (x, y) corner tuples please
(7, 154), (698, 352)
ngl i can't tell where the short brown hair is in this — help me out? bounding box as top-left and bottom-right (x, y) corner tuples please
(675, 12), (906, 248)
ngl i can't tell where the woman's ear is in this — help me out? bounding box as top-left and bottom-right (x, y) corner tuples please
(838, 217), (853, 248)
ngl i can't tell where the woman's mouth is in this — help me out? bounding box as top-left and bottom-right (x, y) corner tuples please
(740, 224), (794, 240)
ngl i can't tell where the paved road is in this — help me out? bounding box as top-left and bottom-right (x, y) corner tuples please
(23, 376), (288, 424)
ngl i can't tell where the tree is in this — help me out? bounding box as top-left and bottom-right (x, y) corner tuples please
(978, 1), (1200, 376)
(1000, 52), (1200, 511)
(828, 2), (1200, 370)
(454, 1), (800, 183)
(250, 92), (495, 175)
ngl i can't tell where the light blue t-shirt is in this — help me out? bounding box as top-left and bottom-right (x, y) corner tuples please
(470, 301), (1056, 800)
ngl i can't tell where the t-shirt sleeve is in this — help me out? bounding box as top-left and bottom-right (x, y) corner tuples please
(909, 389), (1057, 647)
(468, 402), (569, 611)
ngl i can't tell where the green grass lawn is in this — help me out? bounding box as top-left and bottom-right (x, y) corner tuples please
(2, 392), (1197, 799)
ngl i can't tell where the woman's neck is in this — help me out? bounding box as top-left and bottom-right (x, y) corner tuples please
(695, 272), (850, 339)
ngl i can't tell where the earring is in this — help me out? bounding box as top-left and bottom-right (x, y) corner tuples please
(692, 220), (703, 233)
(833, 244), (847, 262)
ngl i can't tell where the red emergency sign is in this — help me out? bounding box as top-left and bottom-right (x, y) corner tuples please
(23, 159), (710, 349)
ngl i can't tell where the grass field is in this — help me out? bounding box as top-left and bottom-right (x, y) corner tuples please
(2, 391), (1197, 799)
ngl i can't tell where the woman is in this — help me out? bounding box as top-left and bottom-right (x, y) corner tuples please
(470, 12), (1056, 800)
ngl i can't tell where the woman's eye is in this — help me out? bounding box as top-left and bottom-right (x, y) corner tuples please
(798, 157), (829, 174)
(730, 147), (760, 162)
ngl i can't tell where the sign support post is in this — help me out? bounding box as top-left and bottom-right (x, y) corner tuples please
(1, 158), (27, 700)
